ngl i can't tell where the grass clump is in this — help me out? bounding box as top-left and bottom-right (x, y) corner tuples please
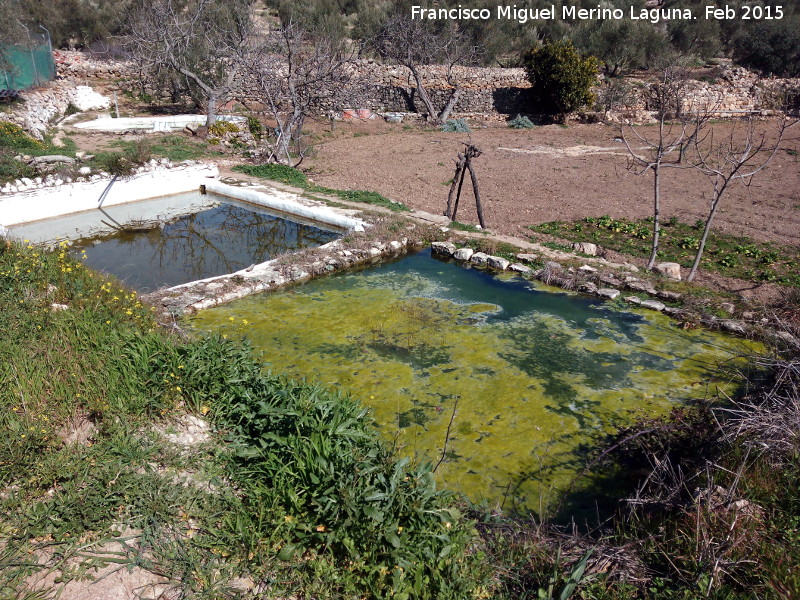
(0, 121), (80, 184)
(233, 163), (410, 212)
(532, 215), (800, 287)
(0, 239), (481, 597)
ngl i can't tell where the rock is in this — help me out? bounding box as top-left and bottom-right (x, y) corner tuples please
(625, 296), (643, 305)
(508, 263), (532, 275)
(599, 274), (620, 286)
(579, 282), (598, 294)
(770, 331), (800, 347)
(516, 253), (538, 263)
(453, 247), (474, 261)
(657, 290), (683, 302)
(626, 280), (656, 294)
(720, 302), (736, 315)
(578, 264), (597, 273)
(653, 262), (682, 281)
(470, 252), (490, 266)
(50, 303), (69, 311)
(431, 241), (456, 256)
(719, 320), (747, 335)
(572, 242), (598, 256)
(663, 306), (684, 317)
(27, 155), (76, 168)
(487, 256), (510, 270)
(388, 240), (403, 252)
(596, 288), (620, 300)
(367, 247), (381, 257)
(623, 263), (640, 272)
(640, 299), (666, 312)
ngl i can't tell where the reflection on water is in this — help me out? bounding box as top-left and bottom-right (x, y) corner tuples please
(70, 199), (340, 291)
(190, 249), (758, 513)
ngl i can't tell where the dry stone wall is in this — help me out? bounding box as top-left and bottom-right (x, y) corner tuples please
(5, 50), (799, 140)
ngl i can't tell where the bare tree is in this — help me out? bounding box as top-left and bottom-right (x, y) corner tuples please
(369, 12), (478, 124)
(248, 21), (353, 167)
(125, 0), (254, 126)
(621, 67), (717, 270)
(687, 116), (797, 282)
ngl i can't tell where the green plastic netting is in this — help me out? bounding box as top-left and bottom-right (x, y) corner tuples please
(1, 34), (55, 91)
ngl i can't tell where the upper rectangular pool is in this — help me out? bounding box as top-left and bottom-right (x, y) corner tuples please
(10, 191), (342, 292)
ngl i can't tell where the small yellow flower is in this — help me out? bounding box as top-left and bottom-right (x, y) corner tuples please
(200, 405), (210, 415)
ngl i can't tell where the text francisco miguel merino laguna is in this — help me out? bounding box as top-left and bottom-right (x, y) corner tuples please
(411, 4), (781, 24)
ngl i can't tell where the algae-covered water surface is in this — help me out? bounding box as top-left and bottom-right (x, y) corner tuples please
(190, 249), (756, 512)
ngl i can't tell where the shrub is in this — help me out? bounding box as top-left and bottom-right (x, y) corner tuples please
(522, 41), (599, 116)
(208, 120), (240, 137)
(247, 115), (264, 140)
(441, 118), (470, 133)
(508, 114), (535, 129)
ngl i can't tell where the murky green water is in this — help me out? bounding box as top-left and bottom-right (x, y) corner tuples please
(190, 249), (757, 512)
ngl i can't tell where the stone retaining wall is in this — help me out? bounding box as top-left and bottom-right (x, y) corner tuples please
(6, 50), (799, 139)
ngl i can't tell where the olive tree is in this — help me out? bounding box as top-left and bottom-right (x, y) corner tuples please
(125, 0), (254, 126)
(368, 11), (479, 124)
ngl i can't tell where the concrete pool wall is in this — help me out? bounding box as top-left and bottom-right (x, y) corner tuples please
(0, 164), (220, 228)
(73, 114), (247, 133)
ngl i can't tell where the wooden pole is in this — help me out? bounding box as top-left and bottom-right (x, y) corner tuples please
(451, 156), (469, 221)
(467, 159), (486, 228)
(445, 154), (465, 218)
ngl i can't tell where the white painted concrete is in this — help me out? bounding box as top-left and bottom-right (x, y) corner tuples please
(205, 180), (365, 232)
(74, 114), (246, 132)
(0, 164), (219, 227)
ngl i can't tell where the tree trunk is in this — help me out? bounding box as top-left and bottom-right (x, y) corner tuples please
(409, 65), (440, 124)
(205, 94), (218, 127)
(687, 197), (719, 282)
(647, 164), (661, 270)
(438, 88), (463, 123)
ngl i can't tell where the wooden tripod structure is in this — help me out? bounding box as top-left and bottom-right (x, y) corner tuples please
(444, 143), (486, 228)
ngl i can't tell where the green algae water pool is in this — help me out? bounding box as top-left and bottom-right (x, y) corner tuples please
(190, 249), (756, 512)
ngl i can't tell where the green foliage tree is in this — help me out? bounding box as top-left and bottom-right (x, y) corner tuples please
(732, 18), (800, 77)
(522, 40), (598, 117)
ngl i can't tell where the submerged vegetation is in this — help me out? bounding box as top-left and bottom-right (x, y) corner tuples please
(1, 234), (798, 598)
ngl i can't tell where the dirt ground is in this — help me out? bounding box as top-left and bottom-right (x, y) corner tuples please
(305, 118), (800, 249)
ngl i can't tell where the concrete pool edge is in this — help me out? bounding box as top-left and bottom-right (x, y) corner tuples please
(0, 164), (220, 228)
